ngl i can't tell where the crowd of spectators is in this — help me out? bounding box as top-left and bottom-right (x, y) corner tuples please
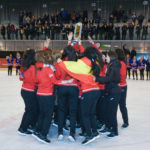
(0, 6), (149, 40)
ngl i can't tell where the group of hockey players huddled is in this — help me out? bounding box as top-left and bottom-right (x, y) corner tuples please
(16, 33), (133, 145)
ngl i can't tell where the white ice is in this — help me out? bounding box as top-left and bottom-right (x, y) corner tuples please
(0, 71), (150, 150)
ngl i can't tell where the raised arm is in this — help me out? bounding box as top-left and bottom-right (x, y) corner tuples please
(88, 35), (102, 53)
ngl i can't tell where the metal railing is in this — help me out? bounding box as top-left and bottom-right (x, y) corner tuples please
(0, 40), (150, 52)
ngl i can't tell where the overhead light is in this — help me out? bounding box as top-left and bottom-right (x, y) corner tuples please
(12, 8), (15, 12)
(91, 3), (96, 7)
(0, 4), (3, 9)
(143, 1), (148, 5)
(43, 4), (47, 8)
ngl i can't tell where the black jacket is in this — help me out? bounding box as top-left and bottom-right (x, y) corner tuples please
(130, 50), (136, 60)
(96, 59), (121, 94)
(146, 60), (150, 71)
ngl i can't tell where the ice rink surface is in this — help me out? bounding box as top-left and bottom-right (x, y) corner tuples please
(0, 71), (150, 150)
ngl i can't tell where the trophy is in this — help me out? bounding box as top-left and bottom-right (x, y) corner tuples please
(74, 22), (82, 42)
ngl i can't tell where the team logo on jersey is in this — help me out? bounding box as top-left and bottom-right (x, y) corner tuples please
(49, 74), (53, 78)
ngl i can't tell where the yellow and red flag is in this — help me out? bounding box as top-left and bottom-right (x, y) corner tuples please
(59, 57), (97, 85)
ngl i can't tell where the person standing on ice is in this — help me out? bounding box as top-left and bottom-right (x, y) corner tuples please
(126, 54), (132, 79)
(32, 50), (56, 144)
(87, 35), (107, 129)
(115, 49), (129, 128)
(58, 46), (104, 145)
(131, 56), (138, 80)
(18, 49), (37, 136)
(55, 46), (79, 142)
(6, 53), (13, 76)
(15, 52), (21, 75)
(146, 56), (150, 80)
(138, 56), (146, 80)
(32, 49), (74, 144)
(94, 51), (121, 137)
